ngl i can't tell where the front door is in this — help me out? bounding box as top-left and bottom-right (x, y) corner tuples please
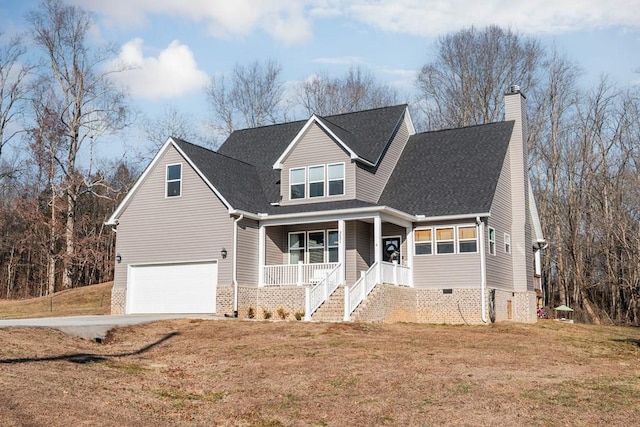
(382, 236), (401, 263)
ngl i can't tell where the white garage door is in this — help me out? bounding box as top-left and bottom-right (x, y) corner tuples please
(127, 261), (217, 314)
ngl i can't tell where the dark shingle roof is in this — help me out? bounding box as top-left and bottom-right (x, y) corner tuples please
(172, 138), (269, 213)
(268, 199), (378, 215)
(379, 121), (514, 217)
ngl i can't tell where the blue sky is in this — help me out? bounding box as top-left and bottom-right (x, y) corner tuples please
(1, 0), (639, 163)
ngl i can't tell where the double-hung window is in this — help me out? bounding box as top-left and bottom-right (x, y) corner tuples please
(327, 230), (339, 262)
(436, 227), (455, 254)
(290, 168), (306, 199)
(308, 231), (325, 263)
(504, 233), (511, 254)
(308, 165), (325, 198)
(166, 164), (182, 197)
(489, 227), (496, 255)
(414, 229), (432, 255)
(458, 226), (477, 253)
(289, 232), (305, 264)
(328, 163), (344, 196)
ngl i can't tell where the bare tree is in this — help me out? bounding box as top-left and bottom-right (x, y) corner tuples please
(297, 66), (399, 116)
(27, 0), (129, 288)
(416, 25), (543, 129)
(0, 33), (33, 180)
(206, 59), (284, 138)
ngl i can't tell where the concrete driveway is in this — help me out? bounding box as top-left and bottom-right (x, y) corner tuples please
(0, 314), (222, 341)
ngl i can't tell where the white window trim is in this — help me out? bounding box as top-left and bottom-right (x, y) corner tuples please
(435, 227), (456, 255)
(504, 233), (511, 254)
(327, 162), (345, 197)
(308, 164), (325, 198)
(457, 225), (478, 254)
(165, 163), (182, 198)
(288, 231), (306, 264)
(413, 227), (433, 256)
(327, 229), (339, 262)
(289, 167), (306, 200)
(489, 227), (496, 256)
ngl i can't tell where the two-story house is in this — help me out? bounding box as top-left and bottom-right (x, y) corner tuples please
(107, 86), (545, 324)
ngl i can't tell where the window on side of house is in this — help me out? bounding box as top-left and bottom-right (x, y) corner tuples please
(327, 163), (344, 196)
(308, 231), (325, 264)
(290, 167), (306, 199)
(504, 233), (511, 254)
(436, 227), (455, 254)
(489, 227), (496, 255)
(308, 165), (325, 198)
(166, 164), (182, 197)
(458, 226), (478, 253)
(289, 232), (305, 264)
(327, 230), (339, 262)
(414, 228), (432, 255)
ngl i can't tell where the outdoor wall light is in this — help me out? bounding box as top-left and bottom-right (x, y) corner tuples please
(116, 254), (122, 264)
(221, 248), (228, 259)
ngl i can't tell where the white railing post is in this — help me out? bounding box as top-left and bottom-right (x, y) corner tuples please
(323, 271), (329, 300)
(376, 262), (381, 285)
(361, 271), (366, 302)
(304, 286), (311, 321)
(393, 262), (398, 285)
(344, 285), (350, 321)
(297, 261), (303, 286)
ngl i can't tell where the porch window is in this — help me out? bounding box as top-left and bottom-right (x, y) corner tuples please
(308, 231), (325, 263)
(458, 226), (477, 253)
(289, 232), (305, 263)
(308, 165), (325, 197)
(290, 168), (305, 199)
(489, 227), (496, 255)
(436, 227), (454, 254)
(327, 230), (339, 262)
(166, 164), (182, 197)
(504, 233), (511, 254)
(414, 229), (432, 255)
(328, 163), (344, 196)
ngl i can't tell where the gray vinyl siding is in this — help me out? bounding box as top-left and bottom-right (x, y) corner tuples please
(412, 220), (481, 288)
(280, 123), (355, 205)
(113, 147), (233, 292)
(356, 116), (409, 202)
(486, 155), (514, 291)
(237, 218), (259, 285)
(265, 227), (284, 266)
(345, 220), (374, 285)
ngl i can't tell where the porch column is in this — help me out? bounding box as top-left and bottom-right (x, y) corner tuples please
(258, 225), (265, 287)
(338, 219), (346, 284)
(405, 226), (414, 287)
(374, 216), (382, 284)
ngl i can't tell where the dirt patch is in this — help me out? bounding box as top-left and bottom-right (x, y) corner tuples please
(1, 320), (639, 426)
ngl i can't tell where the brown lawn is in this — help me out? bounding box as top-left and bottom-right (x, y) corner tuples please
(1, 318), (639, 426)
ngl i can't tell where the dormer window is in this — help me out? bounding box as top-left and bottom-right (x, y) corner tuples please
(309, 165), (325, 197)
(166, 164), (182, 197)
(328, 163), (344, 196)
(290, 167), (305, 199)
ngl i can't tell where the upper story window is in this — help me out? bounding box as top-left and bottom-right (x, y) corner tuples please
(436, 227), (455, 254)
(290, 168), (306, 199)
(489, 227), (496, 255)
(414, 229), (432, 255)
(308, 165), (325, 198)
(166, 164), (182, 197)
(504, 233), (511, 254)
(458, 226), (477, 253)
(328, 163), (344, 196)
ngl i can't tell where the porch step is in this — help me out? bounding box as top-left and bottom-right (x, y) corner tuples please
(350, 283), (381, 322)
(311, 286), (345, 322)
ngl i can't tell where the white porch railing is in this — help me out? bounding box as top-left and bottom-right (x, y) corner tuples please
(380, 261), (411, 287)
(344, 261), (412, 320)
(304, 263), (342, 321)
(262, 262), (339, 286)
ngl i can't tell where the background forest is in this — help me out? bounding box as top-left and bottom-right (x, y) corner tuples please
(1, 0), (639, 325)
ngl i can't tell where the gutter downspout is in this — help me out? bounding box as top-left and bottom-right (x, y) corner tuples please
(477, 216), (487, 323)
(232, 213), (244, 317)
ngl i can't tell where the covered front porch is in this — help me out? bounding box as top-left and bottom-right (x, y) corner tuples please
(255, 212), (414, 319)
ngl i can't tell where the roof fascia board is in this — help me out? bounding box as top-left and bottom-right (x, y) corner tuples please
(528, 179), (546, 244)
(106, 137), (175, 225)
(272, 115), (371, 169)
(414, 212), (492, 223)
(404, 106), (416, 135)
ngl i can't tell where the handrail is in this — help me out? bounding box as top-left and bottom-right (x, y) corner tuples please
(304, 263), (342, 321)
(344, 262), (379, 320)
(262, 262), (339, 286)
(379, 261), (411, 287)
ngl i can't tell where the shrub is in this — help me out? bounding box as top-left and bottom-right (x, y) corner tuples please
(276, 307), (289, 320)
(247, 307), (255, 319)
(262, 308), (272, 319)
(294, 311), (304, 321)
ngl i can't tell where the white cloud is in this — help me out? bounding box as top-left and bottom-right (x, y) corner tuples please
(109, 39), (209, 99)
